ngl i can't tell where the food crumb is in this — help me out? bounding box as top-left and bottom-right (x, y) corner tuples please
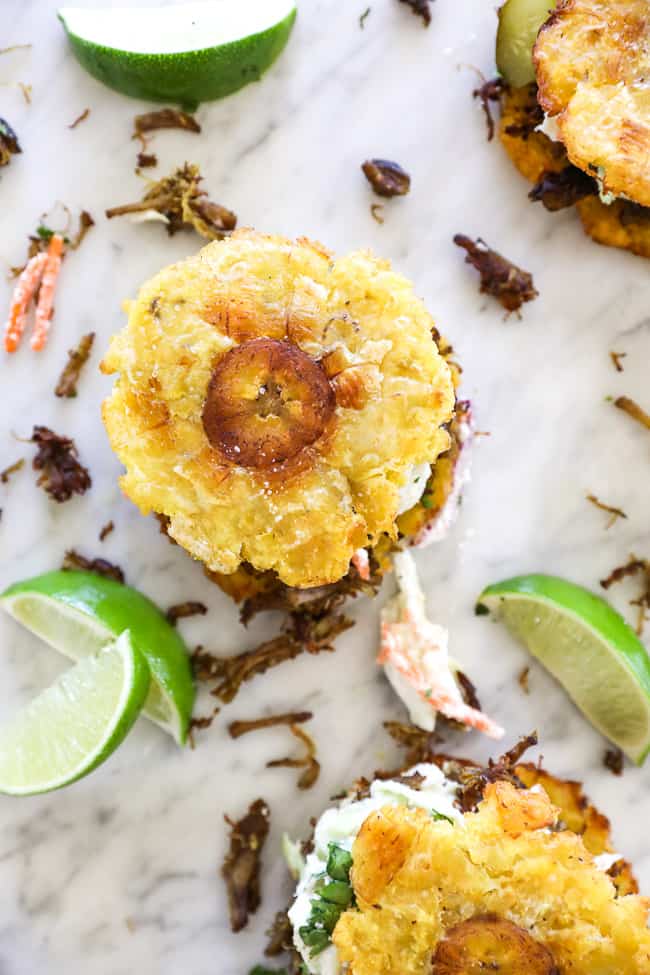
(586, 493), (627, 529)
(370, 202), (385, 224)
(359, 6), (371, 28)
(55, 332), (95, 398)
(603, 746), (624, 776)
(68, 108), (90, 130)
(0, 458), (24, 483)
(62, 549), (125, 584)
(453, 234), (538, 314)
(362, 158), (411, 197)
(609, 351), (627, 373)
(518, 666), (530, 694)
(98, 520), (115, 542)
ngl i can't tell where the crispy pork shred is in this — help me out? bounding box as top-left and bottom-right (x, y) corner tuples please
(133, 108), (201, 137)
(610, 351), (627, 373)
(0, 458), (24, 483)
(586, 493), (627, 529)
(105, 163), (237, 240)
(446, 732), (539, 812)
(228, 711), (313, 739)
(30, 426), (91, 502)
(600, 555), (650, 635)
(361, 158), (411, 197)
(192, 608), (347, 704)
(0, 117), (21, 166)
(54, 332), (95, 398)
(266, 724), (321, 790)
(62, 549), (125, 583)
(222, 798), (271, 933)
(453, 234), (538, 314)
(68, 108), (90, 130)
(98, 520), (115, 542)
(398, 0), (433, 26)
(603, 746), (624, 776)
(165, 601), (208, 625)
(529, 165), (597, 211)
(472, 77), (507, 142)
(614, 395), (650, 432)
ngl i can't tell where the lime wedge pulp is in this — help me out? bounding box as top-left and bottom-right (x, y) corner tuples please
(477, 574), (650, 763)
(0, 632), (149, 795)
(0, 571), (195, 745)
(58, 0), (298, 108)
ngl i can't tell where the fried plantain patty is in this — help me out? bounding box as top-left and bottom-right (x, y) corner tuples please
(534, 0), (650, 208)
(333, 782), (650, 975)
(102, 230), (455, 589)
(498, 83), (650, 258)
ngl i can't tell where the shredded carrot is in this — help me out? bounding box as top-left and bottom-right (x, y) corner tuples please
(31, 233), (64, 351)
(4, 252), (48, 353)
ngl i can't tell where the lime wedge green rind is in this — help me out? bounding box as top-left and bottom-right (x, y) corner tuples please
(477, 574), (650, 764)
(58, 3), (297, 108)
(0, 571), (194, 746)
(0, 632), (150, 796)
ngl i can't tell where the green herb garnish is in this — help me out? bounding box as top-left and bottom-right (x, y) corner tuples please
(300, 844), (356, 959)
(421, 495), (434, 509)
(430, 809), (454, 825)
(326, 843), (353, 881)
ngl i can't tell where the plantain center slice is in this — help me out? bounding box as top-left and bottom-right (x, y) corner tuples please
(202, 337), (336, 469)
(431, 915), (559, 975)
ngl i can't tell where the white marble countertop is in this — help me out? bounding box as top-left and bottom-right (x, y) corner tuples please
(1, 1), (649, 972)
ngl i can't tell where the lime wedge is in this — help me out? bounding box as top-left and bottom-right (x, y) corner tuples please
(58, 0), (297, 108)
(477, 574), (650, 763)
(496, 0), (555, 87)
(0, 631), (149, 795)
(0, 571), (194, 746)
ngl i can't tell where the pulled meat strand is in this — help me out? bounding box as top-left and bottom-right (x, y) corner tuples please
(165, 601), (208, 624)
(54, 332), (95, 398)
(0, 458), (24, 483)
(133, 108), (201, 136)
(228, 711), (313, 739)
(447, 732), (539, 812)
(266, 724), (320, 790)
(614, 396), (650, 432)
(68, 108), (90, 130)
(472, 76), (506, 142)
(62, 549), (125, 583)
(453, 234), (538, 314)
(529, 166), (597, 212)
(586, 493), (627, 529)
(99, 520), (115, 542)
(222, 799), (270, 933)
(30, 426), (91, 502)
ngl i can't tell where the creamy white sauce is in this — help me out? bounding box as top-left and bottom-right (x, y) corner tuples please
(397, 462), (430, 515)
(536, 113), (562, 143)
(288, 763), (461, 975)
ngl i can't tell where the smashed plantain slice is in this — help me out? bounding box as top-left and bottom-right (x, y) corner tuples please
(333, 782), (650, 975)
(534, 0), (650, 207)
(432, 915), (559, 975)
(102, 230), (455, 589)
(498, 82), (650, 258)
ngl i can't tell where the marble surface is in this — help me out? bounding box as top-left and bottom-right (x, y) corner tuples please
(1, 0), (649, 971)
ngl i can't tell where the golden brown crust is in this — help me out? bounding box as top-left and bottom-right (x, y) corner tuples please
(498, 84), (650, 258)
(333, 784), (650, 975)
(101, 230), (454, 588)
(534, 0), (650, 206)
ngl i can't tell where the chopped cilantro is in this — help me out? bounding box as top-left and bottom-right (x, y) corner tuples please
(421, 495), (434, 509)
(326, 843), (353, 881)
(430, 809), (454, 825)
